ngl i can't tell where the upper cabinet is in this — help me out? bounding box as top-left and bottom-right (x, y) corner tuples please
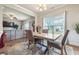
(2, 5), (35, 31)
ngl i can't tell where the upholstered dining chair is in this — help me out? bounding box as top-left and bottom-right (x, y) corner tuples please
(0, 32), (7, 49)
(42, 29), (48, 33)
(26, 30), (37, 54)
(26, 30), (35, 46)
(48, 30), (69, 55)
(26, 30), (48, 54)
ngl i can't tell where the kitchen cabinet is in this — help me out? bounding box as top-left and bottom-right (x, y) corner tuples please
(4, 30), (25, 41)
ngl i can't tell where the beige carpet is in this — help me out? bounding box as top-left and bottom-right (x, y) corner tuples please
(0, 42), (77, 55)
(5, 42), (43, 55)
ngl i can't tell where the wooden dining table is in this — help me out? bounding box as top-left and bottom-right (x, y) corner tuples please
(33, 32), (62, 41)
(33, 32), (62, 54)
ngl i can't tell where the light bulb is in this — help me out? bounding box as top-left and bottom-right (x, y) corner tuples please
(10, 17), (13, 19)
(36, 7), (39, 10)
(36, 4), (47, 11)
(44, 7), (47, 10)
(40, 8), (43, 11)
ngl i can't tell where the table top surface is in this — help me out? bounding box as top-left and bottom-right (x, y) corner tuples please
(33, 32), (62, 40)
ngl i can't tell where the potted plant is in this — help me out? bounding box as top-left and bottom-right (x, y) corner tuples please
(14, 24), (18, 29)
(36, 25), (41, 33)
(75, 23), (79, 34)
(32, 21), (35, 31)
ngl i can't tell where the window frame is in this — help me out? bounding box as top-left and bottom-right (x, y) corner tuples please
(42, 12), (66, 34)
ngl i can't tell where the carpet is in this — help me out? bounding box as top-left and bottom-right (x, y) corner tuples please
(6, 42), (45, 55)
(48, 46), (75, 55)
(2, 42), (76, 55)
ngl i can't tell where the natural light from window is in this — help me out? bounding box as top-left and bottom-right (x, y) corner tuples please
(43, 13), (65, 35)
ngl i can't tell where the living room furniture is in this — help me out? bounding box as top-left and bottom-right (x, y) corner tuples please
(26, 30), (37, 54)
(33, 32), (61, 40)
(48, 30), (69, 55)
(42, 29), (48, 33)
(26, 30), (48, 54)
(33, 31), (62, 54)
(0, 32), (7, 48)
(4, 30), (25, 41)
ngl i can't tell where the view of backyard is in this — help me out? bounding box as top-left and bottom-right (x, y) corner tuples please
(43, 14), (65, 34)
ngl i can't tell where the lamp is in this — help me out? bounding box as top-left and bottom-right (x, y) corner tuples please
(36, 4), (47, 11)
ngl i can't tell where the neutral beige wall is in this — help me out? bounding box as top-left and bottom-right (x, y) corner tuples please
(0, 6), (3, 37)
(36, 14), (43, 32)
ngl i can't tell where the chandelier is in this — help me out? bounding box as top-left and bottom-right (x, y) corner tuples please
(7, 13), (17, 20)
(36, 4), (47, 11)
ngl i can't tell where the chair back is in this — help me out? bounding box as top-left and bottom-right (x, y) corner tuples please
(42, 29), (48, 33)
(0, 32), (7, 48)
(26, 30), (34, 43)
(61, 30), (69, 46)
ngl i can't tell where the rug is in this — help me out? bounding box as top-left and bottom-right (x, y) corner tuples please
(3, 42), (76, 55)
(48, 46), (75, 55)
(6, 42), (45, 55)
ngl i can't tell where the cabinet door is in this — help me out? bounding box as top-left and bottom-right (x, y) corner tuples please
(10, 30), (15, 40)
(4, 30), (11, 41)
(23, 30), (26, 37)
(16, 30), (24, 39)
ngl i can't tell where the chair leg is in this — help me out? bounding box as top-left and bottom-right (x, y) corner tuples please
(64, 46), (67, 55)
(48, 44), (51, 54)
(61, 48), (63, 55)
(61, 46), (67, 55)
(61, 46), (64, 55)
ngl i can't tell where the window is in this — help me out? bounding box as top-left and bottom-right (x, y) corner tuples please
(43, 13), (65, 34)
(23, 22), (30, 30)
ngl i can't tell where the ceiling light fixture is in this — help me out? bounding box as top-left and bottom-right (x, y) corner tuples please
(7, 14), (17, 20)
(36, 4), (47, 11)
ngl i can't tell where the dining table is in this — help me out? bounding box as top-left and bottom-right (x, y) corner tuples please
(33, 32), (62, 54)
(33, 32), (62, 41)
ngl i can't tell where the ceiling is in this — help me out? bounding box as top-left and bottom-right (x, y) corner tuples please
(2, 4), (66, 20)
(3, 6), (30, 20)
(18, 4), (65, 14)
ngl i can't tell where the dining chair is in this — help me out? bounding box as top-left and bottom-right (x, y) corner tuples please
(26, 30), (48, 54)
(26, 30), (35, 46)
(26, 30), (37, 54)
(0, 32), (7, 49)
(48, 30), (69, 55)
(42, 29), (48, 33)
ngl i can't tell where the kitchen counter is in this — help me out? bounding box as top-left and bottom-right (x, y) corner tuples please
(3, 29), (26, 41)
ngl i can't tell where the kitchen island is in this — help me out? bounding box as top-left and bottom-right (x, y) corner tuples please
(3, 28), (26, 41)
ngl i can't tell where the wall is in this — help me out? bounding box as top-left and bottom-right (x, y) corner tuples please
(44, 5), (79, 30)
(0, 6), (3, 37)
(22, 17), (35, 30)
(37, 5), (79, 46)
(35, 14), (43, 32)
